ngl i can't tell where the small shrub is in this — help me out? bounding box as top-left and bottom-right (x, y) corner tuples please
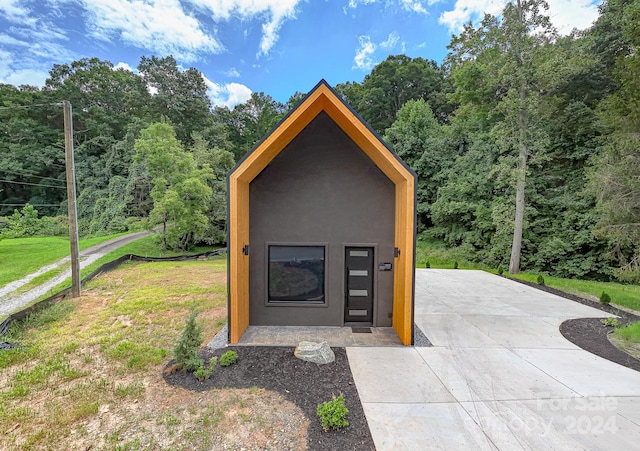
(220, 350), (238, 367)
(317, 395), (349, 432)
(194, 357), (217, 381)
(425, 261), (430, 268)
(174, 309), (203, 371)
(600, 292), (611, 305)
(497, 265), (504, 275)
(601, 318), (620, 328)
(3, 204), (40, 237)
(185, 355), (204, 373)
(536, 275), (545, 285)
(453, 261), (459, 269)
(193, 363), (205, 380)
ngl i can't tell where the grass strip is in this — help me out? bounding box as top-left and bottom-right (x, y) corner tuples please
(615, 322), (640, 343)
(0, 233), (129, 287)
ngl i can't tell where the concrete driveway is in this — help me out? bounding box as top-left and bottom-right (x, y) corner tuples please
(347, 269), (640, 450)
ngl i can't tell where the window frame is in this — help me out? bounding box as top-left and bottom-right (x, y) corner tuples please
(265, 242), (329, 307)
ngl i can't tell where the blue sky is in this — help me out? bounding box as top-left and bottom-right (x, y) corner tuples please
(1, 0), (601, 107)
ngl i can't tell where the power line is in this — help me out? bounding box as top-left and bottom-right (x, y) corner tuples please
(0, 178), (66, 189)
(0, 169), (64, 184)
(0, 102), (62, 111)
(0, 203), (61, 207)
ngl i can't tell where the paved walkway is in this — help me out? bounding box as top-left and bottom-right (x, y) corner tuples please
(237, 325), (403, 346)
(347, 269), (640, 450)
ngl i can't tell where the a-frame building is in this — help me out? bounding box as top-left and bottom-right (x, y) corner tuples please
(227, 80), (416, 345)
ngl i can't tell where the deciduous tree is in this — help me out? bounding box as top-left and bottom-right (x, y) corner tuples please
(135, 123), (213, 251)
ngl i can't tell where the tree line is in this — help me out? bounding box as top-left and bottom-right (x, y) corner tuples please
(0, 55), (290, 250)
(0, 0), (638, 283)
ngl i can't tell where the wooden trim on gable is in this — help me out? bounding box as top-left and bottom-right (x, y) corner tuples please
(228, 177), (250, 343)
(227, 80), (416, 345)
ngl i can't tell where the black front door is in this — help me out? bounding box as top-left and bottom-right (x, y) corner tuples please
(344, 247), (374, 323)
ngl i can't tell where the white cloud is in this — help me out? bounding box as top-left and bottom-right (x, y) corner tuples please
(439, 0), (503, 32)
(0, 33), (28, 46)
(0, 50), (49, 87)
(0, 0), (35, 25)
(224, 67), (241, 78)
(27, 41), (74, 61)
(114, 61), (135, 72)
(347, 0), (378, 8)
(380, 32), (400, 49)
(225, 82), (253, 106)
(0, 7), (75, 89)
(353, 32), (406, 70)
(346, 0), (438, 13)
(203, 75), (252, 107)
(2, 68), (50, 86)
(399, 0), (427, 14)
(353, 35), (377, 70)
(188, 0), (302, 56)
(81, 0), (223, 62)
(0, 49), (11, 66)
(545, 0), (600, 33)
(439, 0), (600, 34)
(26, 23), (68, 43)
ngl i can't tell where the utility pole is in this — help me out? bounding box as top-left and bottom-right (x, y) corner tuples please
(63, 101), (81, 297)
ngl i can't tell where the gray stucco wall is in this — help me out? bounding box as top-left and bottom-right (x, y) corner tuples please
(249, 111), (395, 326)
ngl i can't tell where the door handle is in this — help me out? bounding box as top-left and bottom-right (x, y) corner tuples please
(345, 267), (350, 297)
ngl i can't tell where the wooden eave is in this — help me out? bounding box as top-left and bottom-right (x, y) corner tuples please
(230, 81), (412, 185)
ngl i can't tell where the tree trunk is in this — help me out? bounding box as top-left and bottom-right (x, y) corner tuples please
(162, 218), (167, 250)
(509, 158), (526, 274)
(509, 82), (527, 274)
(509, 0), (528, 275)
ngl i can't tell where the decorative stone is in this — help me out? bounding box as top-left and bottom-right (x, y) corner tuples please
(294, 341), (335, 364)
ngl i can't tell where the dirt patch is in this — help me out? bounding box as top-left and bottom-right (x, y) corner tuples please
(164, 346), (376, 451)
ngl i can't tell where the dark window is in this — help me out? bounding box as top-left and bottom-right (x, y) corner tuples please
(268, 246), (325, 303)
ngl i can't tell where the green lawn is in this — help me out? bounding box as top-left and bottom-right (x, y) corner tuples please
(616, 322), (640, 343)
(0, 259), (234, 449)
(0, 233), (129, 288)
(507, 273), (640, 312)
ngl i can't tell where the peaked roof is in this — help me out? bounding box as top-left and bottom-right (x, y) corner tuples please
(226, 79), (417, 345)
(229, 79), (416, 185)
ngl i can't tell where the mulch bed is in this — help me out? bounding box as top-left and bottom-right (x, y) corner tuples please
(560, 318), (640, 372)
(163, 346), (375, 451)
(504, 275), (640, 373)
